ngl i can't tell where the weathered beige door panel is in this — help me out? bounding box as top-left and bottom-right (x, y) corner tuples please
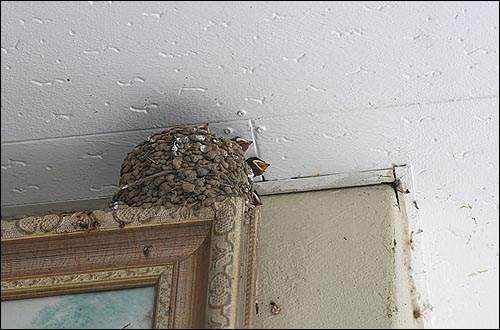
(255, 185), (416, 329)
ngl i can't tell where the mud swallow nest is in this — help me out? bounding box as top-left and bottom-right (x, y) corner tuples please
(111, 125), (254, 209)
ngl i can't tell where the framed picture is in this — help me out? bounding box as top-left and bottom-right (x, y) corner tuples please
(1, 197), (259, 329)
(2, 267), (168, 329)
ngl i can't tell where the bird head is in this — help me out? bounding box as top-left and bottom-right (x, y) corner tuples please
(246, 157), (270, 176)
(197, 123), (209, 133)
(231, 136), (253, 152)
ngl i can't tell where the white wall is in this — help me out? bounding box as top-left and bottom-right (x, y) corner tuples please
(1, 1), (498, 328)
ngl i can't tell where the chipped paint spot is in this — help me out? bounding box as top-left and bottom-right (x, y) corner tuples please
(468, 269), (489, 277)
(282, 53), (306, 63)
(31, 79), (65, 86)
(128, 103), (159, 114)
(264, 12), (292, 22)
(244, 96), (266, 105)
(52, 113), (73, 120)
(0, 40), (20, 54)
(116, 77), (145, 87)
(178, 87), (208, 94)
(1, 159), (28, 169)
(159, 50), (198, 58)
(82, 152), (105, 160)
(445, 150), (475, 160)
(424, 70), (442, 77)
(13, 185), (40, 193)
(32, 17), (53, 24)
(345, 66), (376, 76)
(331, 29), (363, 37)
(455, 8), (468, 20)
(362, 3), (397, 12)
(322, 132), (354, 139)
(83, 46), (120, 55)
(276, 136), (293, 143)
(404, 33), (431, 41)
(90, 184), (119, 192)
(204, 19), (230, 30)
(400, 116), (435, 123)
(418, 169), (429, 175)
(473, 114), (493, 121)
(143, 8), (177, 19)
(298, 84), (326, 92)
(370, 148), (394, 157)
(240, 64), (261, 74)
(464, 48), (492, 56)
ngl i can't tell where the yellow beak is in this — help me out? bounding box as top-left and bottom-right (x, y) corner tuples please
(254, 160), (270, 171)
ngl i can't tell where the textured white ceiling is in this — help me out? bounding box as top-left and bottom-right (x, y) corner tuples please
(2, 1), (498, 143)
(1, 1), (499, 328)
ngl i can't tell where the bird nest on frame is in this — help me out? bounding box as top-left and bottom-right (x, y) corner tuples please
(111, 124), (269, 211)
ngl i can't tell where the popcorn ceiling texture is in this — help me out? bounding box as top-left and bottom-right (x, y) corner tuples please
(0, 1), (498, 328)
(111, 125), (253, 209)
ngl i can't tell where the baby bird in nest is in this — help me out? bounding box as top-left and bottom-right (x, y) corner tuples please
(197, 123), (210, 133)
(246, 157), (270, 177)
(231, 136), (253, 152)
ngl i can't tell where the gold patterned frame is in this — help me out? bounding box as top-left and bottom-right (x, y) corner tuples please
(1, 197), (259, 329)
(2, 265), (174, 328)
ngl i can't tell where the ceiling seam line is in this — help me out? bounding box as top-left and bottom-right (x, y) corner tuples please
(2, 94), (498, 145)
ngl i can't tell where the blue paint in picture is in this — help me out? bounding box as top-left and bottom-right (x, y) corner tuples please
(1, 286), (156, 329)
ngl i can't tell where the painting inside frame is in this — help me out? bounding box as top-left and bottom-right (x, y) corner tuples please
(1, 286), (156, 329)
(1, 264), (174, 329)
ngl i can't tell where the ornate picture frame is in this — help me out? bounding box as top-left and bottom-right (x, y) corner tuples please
(1, 197), (259, 329)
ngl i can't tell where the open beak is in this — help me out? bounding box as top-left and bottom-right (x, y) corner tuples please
(254, 160), (270, 172)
